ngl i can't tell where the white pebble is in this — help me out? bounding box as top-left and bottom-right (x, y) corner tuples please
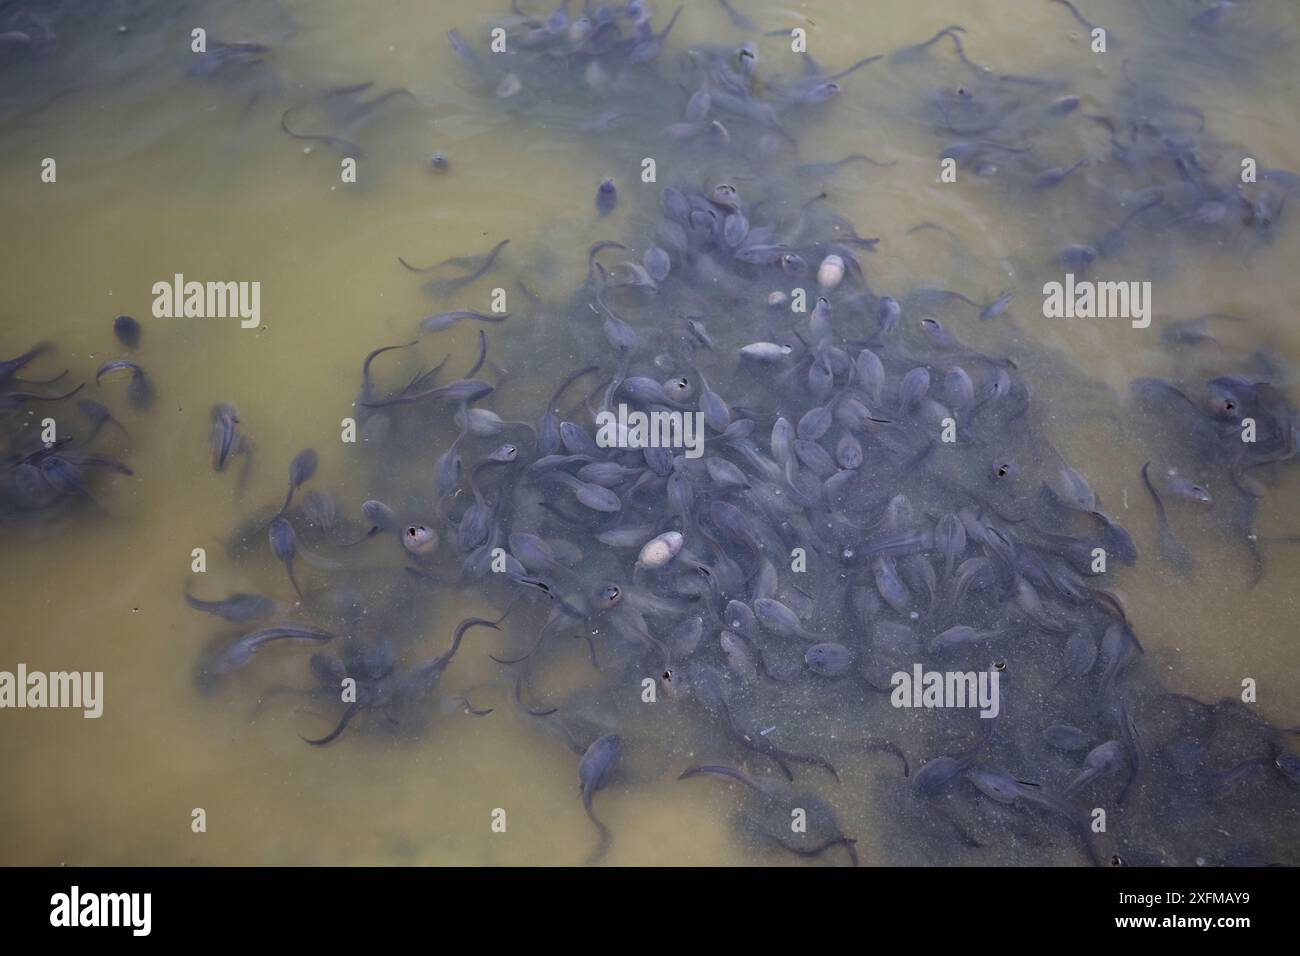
(818, 254), (845, 289)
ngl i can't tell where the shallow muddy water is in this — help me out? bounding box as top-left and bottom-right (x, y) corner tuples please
(1, 0), (1298, 866)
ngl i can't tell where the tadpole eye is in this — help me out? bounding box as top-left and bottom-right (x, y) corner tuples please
(993, 660), (1006, 672)
(662, 670), (672, 681)
(407, 527), (418, 537)
(996, 464), (1010, 478)
(1109, 855), (1125, 867)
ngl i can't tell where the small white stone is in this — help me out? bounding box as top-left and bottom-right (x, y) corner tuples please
(637, 531), (683, 569)
(818, 254), (845, 288)
(496, 73), (521, 98)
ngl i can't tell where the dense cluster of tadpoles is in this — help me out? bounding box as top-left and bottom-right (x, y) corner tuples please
(0, 317), (147, 515)
(4, 0), (1300, 865)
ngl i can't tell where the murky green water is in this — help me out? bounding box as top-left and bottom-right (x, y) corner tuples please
(1, 0), (1298, 866)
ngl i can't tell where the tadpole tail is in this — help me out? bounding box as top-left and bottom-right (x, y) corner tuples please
(1140, 461), (1169, 526)
(276, 484), (295, 520)
(301, 701), (361, 747)
(573, 633), (600, 670)
(512, 675), (557, 717)
(864, 738), (910, 777)
(490, 627), (546, 665)
(22, 382), (84, 402)
(338, 526), (381, 548)
(279, 109), (364, 156)
(448, 616), (503, 659)
(182, 586), (212, 614)
(0, 341), (52, 382)
(358, 392), (425, 409)
(233, 444), (255, 498)
(464, 331), (489, 379)
(82, 418), (110, 445)
(1141, 461), (1193, 573)
(402, 354), (451, 395)
(279, 108), (306, 139)
(15, 368), (68, 386)
(677, 764), (765, 794)
(448, 695), (494, 717)
(1050, 0), (1101, 33)
(828, 54), (883, 82)
(460, 239), (510, 283)
(361, 340), (420, 384)
(768, 753), (795, 781)
(919, 25), (965, 55)
(583, 799), (613, 865)
(778, 835), (859, 867)
(548, 364), (602, 410)
(784, 748), (840, 782)
(398, 256), (438, 273)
